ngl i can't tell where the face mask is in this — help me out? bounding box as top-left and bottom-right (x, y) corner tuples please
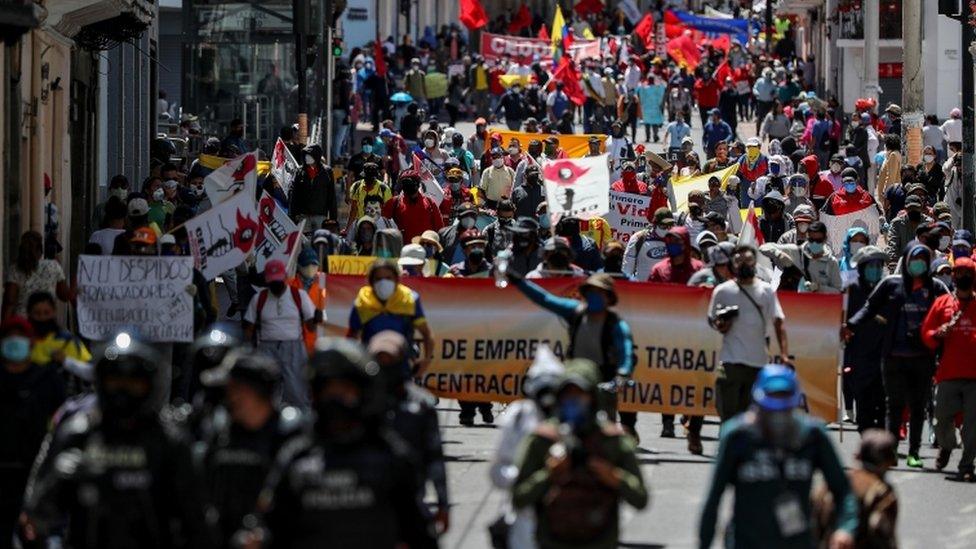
(460, 216), (476, 229)
(923, 154), (935, 163)
(830, 163), (842, 174)
(498, 217), (513, 226)
(585, 291), (606, 313)
(907, 210), (922, 222)
(907, 259), (929, 277)
(192, 185), (205, 196)
(746, 148), (760, 163)
(864, 264), (883, 284)
(450, 181), (461, 192)
(807, 241), (825, 255)
(301, 265), (318, 279)
(844, 181), (858, 193)
(939, 236), (951, 251)
(492, 158), (504, 168)
(268, 281), (286, 295)
(305, 155), (315, 165)
(508, 147), (519, 155)
(1, 336), (30, 362)
(851, 120), (860, 128)
(402, 181), (420, 196)
(666, 242), (684, 257)
(424, 139), (437, 149)
(654, 226), (668, 238)
(111, 188), (128, 200)
(736, 263), (756, 280)
(152, 188), (165, 201)
(849, 242), (866, 255)
(955, 275), (975, 291)
(538, 215), (551, 229)
(362, 145), (373, 154)
(796, 222), (810, 234)
(468, 247), (485, 263)
(558, 396), (589, 429)
(373, 279), (396, 300)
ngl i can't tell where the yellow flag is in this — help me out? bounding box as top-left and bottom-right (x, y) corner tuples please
(551, 5), (565, 53)
(582, 27), (595, 40)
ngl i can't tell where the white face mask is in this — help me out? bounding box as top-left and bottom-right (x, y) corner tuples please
(111, 188), (129, 200)
(373, 279), (396, 300)
(923, 154), (935, 163)
(424, 139), (436, 148)
(654, 226), (668, 238)
(508, 147), (519, 155)
(796, 222), (810, 233)
(794, 186), (807, 197)
(492, 158), (504, 168)
(305, 155), (315, 165)
(152, 188), (165, 201)
(849, 241), (865, 255)
(300, 265), (318, 279)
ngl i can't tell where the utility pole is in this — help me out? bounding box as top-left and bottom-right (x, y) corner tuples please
(324, 0), (334, 164)
(901, 0), (923, 165)
(964, 13), (975, 232)
(765, 0), (773, 54)
(294, 0), (309, 144)
(862, 0), (880, 103)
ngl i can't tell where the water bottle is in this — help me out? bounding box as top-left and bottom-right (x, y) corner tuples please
(494, 250), (512, 289)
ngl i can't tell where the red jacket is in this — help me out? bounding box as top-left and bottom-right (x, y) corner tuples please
(693, 78), (721, 108)
(610, 178), (649, 195)
(648, 226), (703, 283)
(382, 193), (444, 242)
(823, 188), (877, 216)
(922, 294), (976, 382)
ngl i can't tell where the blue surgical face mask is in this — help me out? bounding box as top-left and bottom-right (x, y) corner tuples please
(558, 396), (589, 428)
(585, 291), (606, 313)
(362, 145), (373, 154)
(538, 215), (551, 230)
(844, 181), (858, 193)
(1, 336), (30, 362)
(908, 259), (929, 277)
(807, 241), (825, 255)
(864, 264), (883, 284)
(666, 242), (684, 257)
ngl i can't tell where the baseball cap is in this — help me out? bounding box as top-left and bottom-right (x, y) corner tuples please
(752, 364), (802, 411)
(543, 236), (572, 252)
(708, 241), (735, 265)
(841, 167), (859, 181)
(746, 137), (761, 147)
(159, 234), (177, 246)
(509, 216), (540, 234)
(696, 230), (718, 250)
(653, 207), (675, 225)
(367, 330), (409, 361)
(264, 259), (287, 282)
(398, 244), (427, 267)
(128, 198), (149, 217)
(904, 195), (924, 209)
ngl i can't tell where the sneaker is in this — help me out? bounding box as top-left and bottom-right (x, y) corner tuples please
(661, 424), (676, 438)
(480, 407), (494, 425)
(936, 449), (952, 471)
(906, 454), (923, 468)
(687, 431), (703, 455)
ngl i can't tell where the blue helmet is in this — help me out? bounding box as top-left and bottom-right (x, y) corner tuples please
(752, 364), (802, 411)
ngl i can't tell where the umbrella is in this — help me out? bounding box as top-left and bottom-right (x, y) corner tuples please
(390, 92), (413, 104)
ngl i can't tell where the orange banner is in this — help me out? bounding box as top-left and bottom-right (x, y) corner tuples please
(487, 129), (606, 158)
(325, 276), (842, 420)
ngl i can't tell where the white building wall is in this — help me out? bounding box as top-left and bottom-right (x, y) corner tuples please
(923, 12), (962, 118)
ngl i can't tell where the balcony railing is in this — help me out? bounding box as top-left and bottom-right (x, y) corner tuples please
(837, 1), (903, 41)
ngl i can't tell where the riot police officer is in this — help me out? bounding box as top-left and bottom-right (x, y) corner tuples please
(168, 326), (241, 441)
(198, 353), (307, 547)
(22, 332), (216, 548)
(368, 330), (450, 535)
(243, 338), (437, 548)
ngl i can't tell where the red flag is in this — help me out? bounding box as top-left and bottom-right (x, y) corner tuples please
(711, 34), (731, 54)
(550, 57), (585, 106)
(573, 0), (604, 17)
(633, 13), (655, 50)
(373, 39), (387, 77)
(459, 0), (488, 31)
(666, 32), (701, 70)
(507, 4), (532, 34)
(538, 24), (550, 41)
(561, 26), (574, 52)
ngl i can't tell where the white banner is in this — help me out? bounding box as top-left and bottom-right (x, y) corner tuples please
(568, 40), (602, 63)
(820, 208), (882, 251)
(619, 0), (642, 24)
(270, 138), (298, 197)
(607, 191), (651, 243)
(76, 255), (195, 342)
(204, 152), (258, 206)
(414, 153), (444, 205)
(543, 154), (611, 220)
(184, 189), (259, 280)
(254, 191), (300, 271)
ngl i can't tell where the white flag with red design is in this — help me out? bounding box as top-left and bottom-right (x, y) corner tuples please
(253, 191), (300, 272)
(271, 138), (299, 196)
(413, 153), (444, 205)
(738, 200), (765, 248)
(542, 154), (610, 220)
(204, 152), (258, 206)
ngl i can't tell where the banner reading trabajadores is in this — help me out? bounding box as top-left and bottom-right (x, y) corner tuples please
(325, 276), (842, 421)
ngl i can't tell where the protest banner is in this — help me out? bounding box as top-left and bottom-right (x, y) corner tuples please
(325, 276), (842, 421)
(671, 164), (739, 211)
(254, 191), (300, 271)
(479, 32), (601, 67)
(607, 191), (651, 243)
(567, 39), (601, 63)
(203, 152), (259, 206)
(487, 129), (606, 158)
(666, 9), (751, 44)
(820, 208), (881, 252)
(270, 138), (298, 196)
(543, 154), (610, 220)
(77, 255), (195, 343)
(327, 255), (439, 276)
(184, 189), (259, 280)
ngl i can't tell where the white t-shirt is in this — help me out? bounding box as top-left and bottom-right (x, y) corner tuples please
(244, 287), (315, 342)
(88, 228), (125, 255)
(708, 279), (785, 367)
(941, 118), (962, 143)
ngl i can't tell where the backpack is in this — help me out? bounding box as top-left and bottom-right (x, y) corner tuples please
(253, 286), (305, 343)
(566, 308), (634, 381)
(542, 431), (618, 542)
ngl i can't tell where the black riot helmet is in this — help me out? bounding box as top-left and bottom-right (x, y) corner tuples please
(94, 332), (162, 430)
(308, 338), (384, 444)
(187, 325), (241, 403)
(202, 352), (281, 400)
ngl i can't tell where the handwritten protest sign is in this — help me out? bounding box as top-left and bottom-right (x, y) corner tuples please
(543, 154), (610, 221)
(184, 189), (259, 280)
(77, 255), (195, 342)
(607, 191), (651, 243)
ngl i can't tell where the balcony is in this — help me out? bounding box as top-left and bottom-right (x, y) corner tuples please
(43, 0), (154, 47)
(836, 0), (903, 41)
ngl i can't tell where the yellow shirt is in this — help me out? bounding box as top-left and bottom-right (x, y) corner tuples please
(348, 179), (392, 217)
(474, 66), (488, 90)
(580, 217), (612, 248)
(31, 332), (92, 366)
(479, 166), (515, 202)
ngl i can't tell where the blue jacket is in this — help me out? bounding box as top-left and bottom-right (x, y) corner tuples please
(703, 121), (733, 155)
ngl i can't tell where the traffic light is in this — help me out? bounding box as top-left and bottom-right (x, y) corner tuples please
(331, 36), (342, 57)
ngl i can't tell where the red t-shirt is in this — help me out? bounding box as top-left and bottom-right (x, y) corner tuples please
(382, 194), (445, 242)
(610, 178), (649, 195)
(693, 78), (721, 108)
(648, 257), (704, 284)
(922, 293), (976, 382)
